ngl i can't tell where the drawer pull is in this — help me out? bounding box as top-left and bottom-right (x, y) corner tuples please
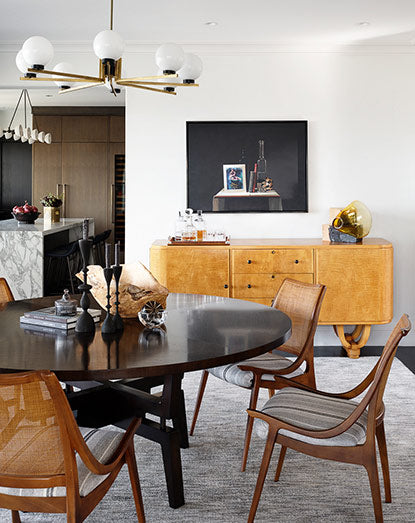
(224, 284), (228, 289)
(247, 259), (252, 264)
(271, 275), (275, 279)
(271, 250), (275, 254)
(247, 284), (252, 289)
(294, 259), (299, 264)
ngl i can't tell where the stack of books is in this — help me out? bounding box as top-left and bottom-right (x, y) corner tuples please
(20, 307), (102, 331)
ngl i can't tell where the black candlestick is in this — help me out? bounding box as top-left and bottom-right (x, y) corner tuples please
(101, 266), (116, 333)
(112, 264), (124, 331)
(75, 238), (96, 333)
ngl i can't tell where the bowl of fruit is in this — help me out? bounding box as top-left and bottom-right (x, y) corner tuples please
(12, 202), (40, 224)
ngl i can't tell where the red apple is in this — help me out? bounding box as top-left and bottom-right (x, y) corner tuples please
(14, 206), (24, 214)
(32, 206), (38, 213)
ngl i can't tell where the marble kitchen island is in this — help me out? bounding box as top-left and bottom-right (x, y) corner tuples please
(0, 218), (94, 299)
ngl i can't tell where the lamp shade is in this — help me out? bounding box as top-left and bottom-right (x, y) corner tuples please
(53, 62), (75, 87)
(93, 30), (124, 60)
(38, 131), (45, 143)
(155, 43), (185, 73)
(178, 53), (203, 82)
(15, 50), (30, 74)
(14, 125), (23, 138)
(44, 133), (52, 144)
(31, 128), (39, 140)
(22, 36), (54, 68)
(4, 131), (13, 139)
(332, 200), (372, 239)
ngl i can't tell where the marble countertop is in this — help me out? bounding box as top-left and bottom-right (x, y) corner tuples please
(0, 218), (94, 236)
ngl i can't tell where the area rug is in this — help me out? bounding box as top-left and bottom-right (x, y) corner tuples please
(1, 357), (414, 522)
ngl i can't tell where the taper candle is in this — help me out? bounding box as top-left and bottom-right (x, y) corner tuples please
(82, 218), (89, 240)
(105, 242), (111, 268)
(115, 241), (120, 266)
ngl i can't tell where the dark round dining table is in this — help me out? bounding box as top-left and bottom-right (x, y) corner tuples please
(0, 292), (291, 508)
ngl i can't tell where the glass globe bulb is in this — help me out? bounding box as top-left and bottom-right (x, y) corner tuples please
(53, 62), (76, 88)
(93, 30), (124, 60)
(155, 43), (185, 73)
(15, 50), (30, 74)
(178, 53), (203, 82)
(332, 200), (372, 239)
(22, 36), (54, 68)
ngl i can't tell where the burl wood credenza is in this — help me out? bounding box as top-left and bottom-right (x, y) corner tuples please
(150, 238), (393, 358)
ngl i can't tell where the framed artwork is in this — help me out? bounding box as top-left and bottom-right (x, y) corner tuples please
(186, 120), (308, 213)
(223, 164), (246, 191)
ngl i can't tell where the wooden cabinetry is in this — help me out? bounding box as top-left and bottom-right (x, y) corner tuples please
(32, 109), (124, 236)
(150, 238), (393, 358)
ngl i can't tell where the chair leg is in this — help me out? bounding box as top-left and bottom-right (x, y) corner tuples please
(247, 429), (277, 523)
(274, 445), (287, 481)
(11, 511), (21, 523)
(376, 421), (391, 503)
(126, 444), (146, 523)
(365, 457), (384, 523)
(241, 380), (260, 472)
(268, 388), (275, 399)
(189, 370), (209, 436)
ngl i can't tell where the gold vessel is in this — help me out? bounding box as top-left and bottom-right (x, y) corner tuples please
(43, 206), (61, 225)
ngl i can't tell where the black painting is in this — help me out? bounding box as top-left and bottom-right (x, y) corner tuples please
(186, 121), (308, 213)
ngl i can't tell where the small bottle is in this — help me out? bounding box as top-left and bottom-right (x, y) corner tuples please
(257, 139), (267, 185)
(194, 210), (207, 241)
(174, 211), (185, 241)
(183, 208), (196, 241)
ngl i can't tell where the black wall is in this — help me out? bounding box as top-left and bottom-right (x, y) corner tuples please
(0, 139), (32, 218)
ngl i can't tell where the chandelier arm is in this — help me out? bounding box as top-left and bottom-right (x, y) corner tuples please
(119, 74), (178, 82)
(6, 89), (25, 130)
(119, 82), (177, 95)
(118, 80), (198, 87)
(20, 77), (103, 83)
(28, 68), (102, 82)
(58, 82), (103, 94)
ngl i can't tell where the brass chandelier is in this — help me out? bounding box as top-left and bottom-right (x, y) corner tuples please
(17, 0), (202, 96)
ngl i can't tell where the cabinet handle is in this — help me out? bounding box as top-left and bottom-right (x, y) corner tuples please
(272, 250), (275, 254)
(294, 259), (299, 264)
(247, 259), (252, 264)
(224, 284), (228, 289)
(62, 184), (67, 218)
(247, 284), (251, 289)
(111, 184), (116, 224)
(271, 275), (275, 279)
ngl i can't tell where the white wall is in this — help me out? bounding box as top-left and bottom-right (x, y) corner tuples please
(121, 49), (413, 345)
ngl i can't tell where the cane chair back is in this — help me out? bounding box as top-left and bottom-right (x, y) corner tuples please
(0, 278), (14, 303)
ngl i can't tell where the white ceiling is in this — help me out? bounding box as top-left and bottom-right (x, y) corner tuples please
(1, 0), (415, 108)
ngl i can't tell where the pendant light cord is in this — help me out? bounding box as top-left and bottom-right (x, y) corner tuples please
(110, 0), (114, 30)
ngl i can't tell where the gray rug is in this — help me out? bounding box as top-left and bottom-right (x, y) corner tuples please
(1, 357), (414, 522)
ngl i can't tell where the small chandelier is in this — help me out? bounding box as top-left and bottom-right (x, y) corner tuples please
(17, 0), (202, 97)
(0, 89), (52, 144)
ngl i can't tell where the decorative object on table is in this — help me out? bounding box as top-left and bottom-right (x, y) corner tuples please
(182, 208), (197, 241)
(77, 261), (169, 318)
(138, 301), (167, 329)
(41, 192), (63, 225)
(222, 165), (246, 192)
(0, 89), (52, 144)
(75, 219), (96, 333)
(54, 289), (77, 316)
(17, 1), (202, 97)
(168, 235), (230, 246)
(187, 121), (308, 213)
(112, 242), (124, 331)
(330, 200), (372, 242)
(101, 261), (116, 333)
(21, 306), (101, 331)
(11, 201), (40, 223)
(259, 176), (273, 192)
(322, 207), (342, 242)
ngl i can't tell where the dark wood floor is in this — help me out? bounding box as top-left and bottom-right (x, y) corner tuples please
(315, 346), (415, 374)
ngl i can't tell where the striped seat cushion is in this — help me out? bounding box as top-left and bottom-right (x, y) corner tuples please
(0, 427), (124, 498)
(255, 387), (368, 447)
(209, 353), (305, 389)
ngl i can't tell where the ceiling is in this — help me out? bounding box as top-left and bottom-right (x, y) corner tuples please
(1, 0), (415, 107)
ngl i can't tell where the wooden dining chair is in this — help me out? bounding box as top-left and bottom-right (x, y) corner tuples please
(247, 314), (411, 523)
(0, 278), (14, 303)
(190, 278), (326, 471)
(0, 370), (145, 523)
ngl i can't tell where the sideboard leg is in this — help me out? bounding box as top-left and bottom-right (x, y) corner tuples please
(334, 324), (371, 359)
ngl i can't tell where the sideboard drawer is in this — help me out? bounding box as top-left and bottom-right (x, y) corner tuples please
(232, 249), (313, 274)
(232, 273), (314, 298)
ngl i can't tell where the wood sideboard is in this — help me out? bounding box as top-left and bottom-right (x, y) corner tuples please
(150, 238), (393, 358)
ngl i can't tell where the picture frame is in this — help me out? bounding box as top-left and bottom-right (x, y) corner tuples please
(223, 164), (246, 192)
(186, 121), (308, 213)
